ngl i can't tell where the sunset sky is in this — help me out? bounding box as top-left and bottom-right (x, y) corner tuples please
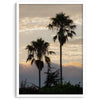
(19, 4), (83, 67)
(19, 4), (83, 86)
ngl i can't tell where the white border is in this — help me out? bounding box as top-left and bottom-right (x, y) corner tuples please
(16, 3), (19, 97)
(16, 1), (85, 98)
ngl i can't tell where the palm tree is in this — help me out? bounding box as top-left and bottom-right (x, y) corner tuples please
(26, 38), (55, 88)
(48, 12), (76, 84)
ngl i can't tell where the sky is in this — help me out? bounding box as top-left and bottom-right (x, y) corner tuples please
(19, 4), (83, 86)
(19, 4), (83, 66)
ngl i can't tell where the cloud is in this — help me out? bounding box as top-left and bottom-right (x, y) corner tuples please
(68, 39), (83, 44)
(19, 17), (50, 32)
(19, 62), (83, 87)
(63, 62), (82, 68)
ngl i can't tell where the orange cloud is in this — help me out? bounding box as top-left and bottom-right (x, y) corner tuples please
(20, 61), (32, 67)
(63, 62), (82, 68)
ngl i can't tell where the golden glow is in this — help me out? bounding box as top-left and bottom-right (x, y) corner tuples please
(20, 61), (82, 69)
(20, 61), (31, 67)
(63, 62), (82, 68)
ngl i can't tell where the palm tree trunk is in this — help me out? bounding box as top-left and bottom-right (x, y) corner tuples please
(60, 44), (62, 84)
(39, 69), (41, 89)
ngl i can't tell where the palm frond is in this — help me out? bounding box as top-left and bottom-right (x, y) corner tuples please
(44, 42), (49, 48)
(26, 54), (33, 62)
(31, 41), (37, 47)
(48, 24), (53, 30)
(31, 58), (35, 65)
(53, 35), (57, 42)
(26, 45), (33, 51)
(68, 33), (73, 38)
(70, 25), (76, 29)
(48, 51), (56, 54)
(45, 56), (51, 63)
(65, 29), (69, 33)
(71, 31), (76, 35)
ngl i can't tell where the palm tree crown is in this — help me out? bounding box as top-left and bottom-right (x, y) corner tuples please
(48, 12), (76, 46)
(26, 38), (55, 63)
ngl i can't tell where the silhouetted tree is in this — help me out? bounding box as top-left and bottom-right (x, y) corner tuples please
(44, 66), (60, 87)
(48, 12), (76, 84)
(26, 38), (55, 88)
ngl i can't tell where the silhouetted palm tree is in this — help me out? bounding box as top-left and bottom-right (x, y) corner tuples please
(26, 38), (55, 88)
(48, 12), (76, 84)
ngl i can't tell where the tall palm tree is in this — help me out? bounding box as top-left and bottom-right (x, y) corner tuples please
(26, 38), (55, 88)
(48, 12), (76, 84)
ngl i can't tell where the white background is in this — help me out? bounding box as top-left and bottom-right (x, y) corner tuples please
(0, 0), (100, 99)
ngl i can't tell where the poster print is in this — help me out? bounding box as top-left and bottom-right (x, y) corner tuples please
(17, 3), (83, 96)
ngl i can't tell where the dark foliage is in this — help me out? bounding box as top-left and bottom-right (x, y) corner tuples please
(19, 82), (82, 94)
(19, 86), (39, 94)
(44, 67), (60, 87)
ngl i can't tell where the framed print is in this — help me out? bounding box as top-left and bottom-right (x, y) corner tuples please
(16, 1), (84, 97)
